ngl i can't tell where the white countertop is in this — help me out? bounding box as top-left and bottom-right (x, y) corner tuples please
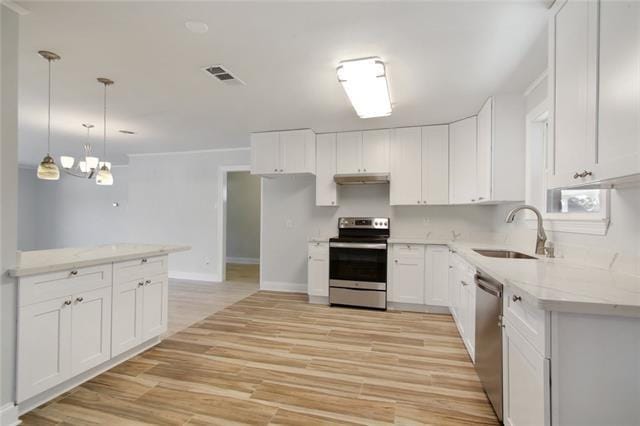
(387, 237), (640, 317)
(9, 243), (191, 277)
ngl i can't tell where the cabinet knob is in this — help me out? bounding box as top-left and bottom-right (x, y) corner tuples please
(138, 281), (144, 287)
(75, 297), (84, 303)
(279, 169), (283, 172)
(145, 279), (151, 285)
(478, 197), (484, 200)
(417, 200), (420, 204)
(363, 168), (367, 172)
(358, 169), (361, 172)
(70, 270), (78, 276)
(274, 168), (278, 172)
(309, 255), (312, 259)
(141, 258), (148, 264)
(331, 201), (335, 205)
(63, 300), (72, 306)
(461, 280), (469, 286)
(394, 259), (398, 263)
(471, 199), (476, 202)
(512, 294), (522, 302)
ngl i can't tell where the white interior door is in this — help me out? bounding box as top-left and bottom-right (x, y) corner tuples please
(71, 286), (112, 375)
(390, 127), (422, 205)
(421, 125), (449, 204)
(336, 131), (362, 174)
(362, 129), (390, 173)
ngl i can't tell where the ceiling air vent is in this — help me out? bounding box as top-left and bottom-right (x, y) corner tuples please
(202, 64), (245, 86)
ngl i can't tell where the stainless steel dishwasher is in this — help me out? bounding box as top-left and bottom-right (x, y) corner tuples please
(474, 269), (504, 422)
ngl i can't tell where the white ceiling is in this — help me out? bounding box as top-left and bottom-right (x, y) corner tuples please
(17, 1), (549, 166)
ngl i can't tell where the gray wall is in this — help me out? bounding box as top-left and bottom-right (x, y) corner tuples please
(226, 171), (260, 261)
(1, 4), (19, 411)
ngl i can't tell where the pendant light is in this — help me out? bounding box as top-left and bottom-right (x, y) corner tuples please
(96, 77), (114, 186)
(36, 51), (61, 180)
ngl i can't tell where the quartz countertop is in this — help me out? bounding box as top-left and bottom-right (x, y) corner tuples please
(387, 237), (640, 317)
(9, 243), (190, 277)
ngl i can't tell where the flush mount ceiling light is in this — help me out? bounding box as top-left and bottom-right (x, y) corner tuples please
(36, 50), (61, 180)
(185, 20), (208, 34)
(336, 57), (392, 119)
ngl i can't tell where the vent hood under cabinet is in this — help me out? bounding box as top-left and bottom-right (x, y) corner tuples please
(334, 173), (389, 185)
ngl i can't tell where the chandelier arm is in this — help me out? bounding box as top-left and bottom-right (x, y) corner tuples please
(61, 168), (91, 179)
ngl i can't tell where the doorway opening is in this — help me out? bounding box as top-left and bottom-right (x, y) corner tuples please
(219, 167), (261, 284)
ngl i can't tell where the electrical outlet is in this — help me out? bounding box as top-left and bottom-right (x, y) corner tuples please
(285, 219), (294, 229)
(204, 258), (210, 265)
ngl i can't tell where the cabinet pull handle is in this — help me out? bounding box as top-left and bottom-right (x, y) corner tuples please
(64, 300), (72, 306)
(471, 199), (476, 202)
(75, 297), (84, 303)
(274, 168), (278, 172)
(279, 169), (283, 172)
(574, 170), (593, 179)
(141, 258), (148, 264)
(70, 270), (78, 276)
(512, 294), (522, 302)
(138, 281), (144, 287)
(478, 197), (484, 200)
(461, 280), (469, 286)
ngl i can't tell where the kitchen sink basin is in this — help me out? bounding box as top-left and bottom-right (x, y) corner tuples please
(472, 249), (537, 259)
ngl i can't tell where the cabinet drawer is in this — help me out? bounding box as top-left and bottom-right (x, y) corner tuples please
(113, 255), (168, 284)
(308, 242), (329, 258)
(19, 264), (112, 307)
(393, 244), (424, 258)
(504, 286), (548, 356)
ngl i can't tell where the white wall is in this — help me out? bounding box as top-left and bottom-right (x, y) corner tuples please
(261, 175), (500, 287)
(127, 149), (250, 281)
(17, 166), (129, 250)
(226, 171), (260, 262)
(1, 4), (20, 420)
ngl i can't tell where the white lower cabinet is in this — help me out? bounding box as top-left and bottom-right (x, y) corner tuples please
(17, 256), (169, 404)
(448, 252), (476, 361)
(307, 242), (329, 298)
(503, 320), (549, 426)
(424, 245), (449, 306)
(389, 244), (425, 304)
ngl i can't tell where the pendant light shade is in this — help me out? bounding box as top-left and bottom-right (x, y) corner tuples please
(37, 154), (60, 180)
(37, 50), (61, 181)
(96, 77), (114, 186)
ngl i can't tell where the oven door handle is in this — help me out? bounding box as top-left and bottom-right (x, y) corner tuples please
(329, 242), (387, 250)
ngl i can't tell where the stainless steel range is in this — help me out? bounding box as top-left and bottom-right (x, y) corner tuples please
(329, 217), (389, 310)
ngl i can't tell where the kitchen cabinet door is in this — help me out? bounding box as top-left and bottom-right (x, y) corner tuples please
(596, 1), (640, 182)
(17, 296), (72, 402)
(449, 116), (477, 204)
(112, 279), (143, 357)
(315, 133), (338, 206)
(476, 98), (492, 202)
(390, 127), (422, 206)
(280, 129), (315, 174)
(251, 132), (280, 175)
(362, 129), (390, 173)
(461, 279), (476, 361)
(549, 0), (599, 188)
(421, 125), (449, 204)
(503, 321), (549, 426)
(71, 286), (112, 375)
(307, 243), (329, 297)
(390, 245), (425, 304)
(142, 275), (168, 339)
(336, 131), (363, 174)
(424, 246), (450, 306)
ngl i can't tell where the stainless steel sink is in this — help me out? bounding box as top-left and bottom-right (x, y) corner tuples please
(472, 249), (537, 259)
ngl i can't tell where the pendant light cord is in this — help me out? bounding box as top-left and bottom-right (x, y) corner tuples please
(47, 58), (52, 155)
(103, 83), (107, 159)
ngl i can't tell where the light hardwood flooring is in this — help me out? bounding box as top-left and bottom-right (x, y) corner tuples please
(226, 263), (260, 284)
(21, 291), (498, 425)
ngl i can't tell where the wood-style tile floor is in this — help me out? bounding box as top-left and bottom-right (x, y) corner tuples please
(20, 291), (498, 425)
(226, 263), (260, 284)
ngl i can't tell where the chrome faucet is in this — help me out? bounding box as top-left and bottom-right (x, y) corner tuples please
(505, 205), (547, 256)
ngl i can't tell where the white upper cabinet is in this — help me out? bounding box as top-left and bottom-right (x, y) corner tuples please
(449, 117), (477, 204)
(422, 125), (449, 204)
(476, 98), (493, 201)
(315, 133), (338, 206)
(362, 129), (390, 173)
(337, 131), (363, 174)
(251, 129), (315, 176)
(390, 127), (422, 205)
(596, 1), (640, 182)
(549, 0), (599, 188)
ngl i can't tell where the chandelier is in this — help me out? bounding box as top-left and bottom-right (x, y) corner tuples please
(36, 50), (115, 185)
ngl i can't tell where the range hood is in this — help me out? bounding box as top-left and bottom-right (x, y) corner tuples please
(334, 173), (390, 185)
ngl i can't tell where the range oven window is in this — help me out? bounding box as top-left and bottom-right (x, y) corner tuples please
(330, 246), (387, 283)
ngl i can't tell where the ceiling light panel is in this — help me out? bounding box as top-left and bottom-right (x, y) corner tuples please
(337, 57), (392, 119)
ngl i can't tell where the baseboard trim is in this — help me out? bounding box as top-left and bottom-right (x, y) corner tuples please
(226, 257), (259, 265)
(260, 281), (306, 293)
(17, 337), (161, 416)
(169, 271), (220, 283)
(0, 403), (20, 426)
(388, 302), (451, 314)
(308, 295), (328, 305)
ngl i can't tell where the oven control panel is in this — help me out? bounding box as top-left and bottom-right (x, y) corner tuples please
(339, 217), (389, 229)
